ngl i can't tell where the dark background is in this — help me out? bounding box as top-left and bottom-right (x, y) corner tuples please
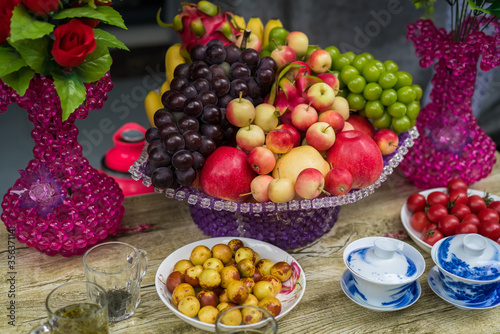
(1, 0), (499, 203)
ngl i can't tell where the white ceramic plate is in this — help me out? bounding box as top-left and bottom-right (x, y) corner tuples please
(400, 187), (500, 253)
(155, 237), (306, 332)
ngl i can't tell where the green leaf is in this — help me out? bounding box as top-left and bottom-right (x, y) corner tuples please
(9, 5), (55, 43)
(73, 44), (112, 83)
(468, 0), (491, 14)
(10, 37), (55, 75)
(93, 29), (129, 51)
(0, 46), (27, 76)
(54, 6), (127, 30)
(1, 67), (34, 96)
(52, 71), (86, 121)
(96, 6), (127, 30)
(488, 1), (500, 18)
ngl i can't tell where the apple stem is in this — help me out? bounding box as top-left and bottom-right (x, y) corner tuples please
(247, 121), (252, 130)
(323, 124), (332, 133)
(276, 167), (281, 179)
(322, 189), (332, 196)
(238, 91), (243, 103)
(306, 102), (312, 111)
(240, 191), (253, 196)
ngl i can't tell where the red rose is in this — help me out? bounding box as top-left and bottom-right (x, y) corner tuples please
(51, 19), (96, 68)
(0, 0), (21, 45)
(23, 0), (60, 16)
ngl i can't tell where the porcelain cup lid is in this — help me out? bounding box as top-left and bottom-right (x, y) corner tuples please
(344, 237), (422, 284)
(432, 234), (500, 281)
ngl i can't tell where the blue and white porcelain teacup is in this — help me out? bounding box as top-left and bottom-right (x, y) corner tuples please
(343, 237), (425, 307)
(431, 233), (500, 304)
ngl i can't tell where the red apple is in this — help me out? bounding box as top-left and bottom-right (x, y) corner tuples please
(326, 130), (383, 189)
(306, 82), (335, 112)
(247, 146), (276, 175)
(318, 110), (345, 134)
(291, 103), (318, 131)
(236, 124), (265, 152)
(316, 72), (340, 93)
(307, 49), (332, 73)
(294, 168), (325, 199)
(285, 31), (309, 57)
(305, 122), (336, 151)
(373, 129), (399, 155)
(276, 124), (301, 148)
(265, 129), (294, 154)
(271, 45), (297, 68)
(324, 167), (353, 196)
(346, 114), (375, 138)
(200, 146), (257, 201)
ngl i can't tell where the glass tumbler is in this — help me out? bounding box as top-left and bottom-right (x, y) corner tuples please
(83, 241), (148, 322)
(215, 305), (278, 334)
(29, 281), (108, 334)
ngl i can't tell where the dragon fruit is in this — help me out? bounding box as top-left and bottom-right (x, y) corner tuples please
(158, 1), (241, 58)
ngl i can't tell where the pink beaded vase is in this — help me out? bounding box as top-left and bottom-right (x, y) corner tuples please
(399, 19), (500, 189)
(0, 73), (125, 257)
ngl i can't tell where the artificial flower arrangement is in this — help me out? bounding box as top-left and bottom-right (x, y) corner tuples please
(0, 0), (128, 121)
(412, 0), (500, 41)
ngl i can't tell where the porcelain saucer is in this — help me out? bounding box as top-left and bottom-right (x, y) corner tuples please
(340, 269), (421, 311)
(427, 266), (500, 310)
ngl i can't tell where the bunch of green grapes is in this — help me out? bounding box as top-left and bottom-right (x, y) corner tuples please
(325, 46), (422, 134)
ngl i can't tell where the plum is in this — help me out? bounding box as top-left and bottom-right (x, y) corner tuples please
(172, 283), (195, 307)
(190, 245), (212, 265)
(166, 271), (184, 293)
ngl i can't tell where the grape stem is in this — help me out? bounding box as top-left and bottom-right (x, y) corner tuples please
(240, 29), (251, 50)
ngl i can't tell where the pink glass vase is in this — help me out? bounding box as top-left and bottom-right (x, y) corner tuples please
(399, 19), (500, 189)
(0, 73), (124, 257)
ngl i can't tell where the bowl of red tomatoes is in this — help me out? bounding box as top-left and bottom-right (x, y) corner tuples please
(401, 178), (500, 253)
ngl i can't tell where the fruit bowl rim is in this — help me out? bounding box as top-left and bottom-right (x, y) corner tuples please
(129, 127), (419, 213)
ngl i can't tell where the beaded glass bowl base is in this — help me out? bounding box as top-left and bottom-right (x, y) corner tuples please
(130, 128), (418, 249)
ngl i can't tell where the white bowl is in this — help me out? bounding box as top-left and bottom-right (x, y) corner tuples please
(429, 234), (500, 306)
(343, 237), (425, 308)
(155, 237), (306, 332)
(400, 188), (500, 253)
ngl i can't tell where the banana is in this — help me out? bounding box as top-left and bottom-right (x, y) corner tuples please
(231, 14), (246, 31)
(263, 18), (283, 46)
(144, 89), (164, 127)
(165, 43), (186, 85)
(246, 17), (264, 42)
(160, 80), (170, 96)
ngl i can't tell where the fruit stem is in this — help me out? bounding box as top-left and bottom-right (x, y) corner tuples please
(240, 29), (251, 50)
(239, 91), (243, 103)
(306, 102), (312, 111)
(272, 39), (282, 51)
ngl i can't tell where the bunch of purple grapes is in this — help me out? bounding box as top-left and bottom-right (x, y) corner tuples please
(144, 40), (277, 189)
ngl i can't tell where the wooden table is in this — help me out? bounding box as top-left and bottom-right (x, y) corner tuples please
(2, 158), (500, 334)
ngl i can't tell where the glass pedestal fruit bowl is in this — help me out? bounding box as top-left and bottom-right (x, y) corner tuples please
(130, 128), (418, 250)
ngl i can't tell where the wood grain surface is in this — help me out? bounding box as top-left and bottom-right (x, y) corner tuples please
(2, 158), (500, 334)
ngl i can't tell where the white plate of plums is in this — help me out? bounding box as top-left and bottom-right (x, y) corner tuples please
(155, 237), (306, 332)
